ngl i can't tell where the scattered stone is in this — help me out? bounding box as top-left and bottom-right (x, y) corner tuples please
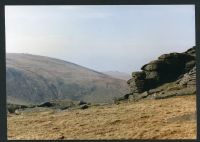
(80, 104), (89, 109)
(14, 109), (21, 115)
(38, 102), (54, 107)
(77, 100), (87, 105)
(128, 94), (135, 101)
(58, 136), (65, 140)
(154, 86), (196, 100)
(7, 103), (29, 114)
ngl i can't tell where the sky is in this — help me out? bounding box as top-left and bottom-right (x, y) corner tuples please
(5, 5), (195, 74)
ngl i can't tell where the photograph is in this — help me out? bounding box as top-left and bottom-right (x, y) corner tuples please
(5, 5), (196, 140)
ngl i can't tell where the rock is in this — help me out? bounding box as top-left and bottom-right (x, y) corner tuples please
(128, 91), (149, 102)
(141, 60), (165, 71)
(127, 78), (133, 84)
(7, 103), (29, 113)
(128, 94), (134, 101)
(77, 100), (87, 105)
(123, 93), (131, 99)
(117, 96), (127, 101)
(7, 108), (15, 114)
(148, 87), (163, 94)
(14, 109), (21, 115)
(155, 95), (174, 100)
(80, 104), (89, 109)
(127, 47), (196, 96)
(158, 53), (179, 60)
(113, 93), (131, 103)
(38, 102), (54, 107)
(58, 136), (65, 140)
(132, 71), (146, 79)
(59, 106), (70, 110)
(178, 66), (196, 87)
(144, 71), (160, 80)
(184, 60), (196, 72)
(154, 86), (196, 99)
(128, 79), (146, 93)
(139, 91), (149, 99)
(184, 46), (196, 56)
(158, 53), (194, 63)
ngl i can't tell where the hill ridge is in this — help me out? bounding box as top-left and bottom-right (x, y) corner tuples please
(6, 53), (129, 105)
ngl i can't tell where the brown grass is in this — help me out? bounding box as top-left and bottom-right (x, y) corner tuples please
(8, 95), (196, 140)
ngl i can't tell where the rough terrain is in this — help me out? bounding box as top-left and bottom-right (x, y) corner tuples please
(122, 46), (196, 101)
(7, 46), (197, 140)
(8, 95), (196, 140)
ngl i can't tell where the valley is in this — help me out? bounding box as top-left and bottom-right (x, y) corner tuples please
(7, 46), (197, 140)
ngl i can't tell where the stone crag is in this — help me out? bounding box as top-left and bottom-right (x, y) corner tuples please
(121, 46), (196, 102)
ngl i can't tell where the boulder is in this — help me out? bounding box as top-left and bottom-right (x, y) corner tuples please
(80, 104), (89, 109)
(184, 46), (196, 56)
(158, 53), (194, 63)
(7, 104), (28, 113)
(128, 94), (135, 101)
(124, 93), (131, 99)
(14, 109), (21, 115)
(155, 86), (196, 99)
(128, 79), (146, 93)
(38, 102), (54, 107)
(132, 71), (146, 79)
(139, 91), (149, 99)
(77, 100), (87, 105)
(144, 71), (160, 80)
(178, 66), (196, 87)
(184, 60), (196, 72)
(127, 91), (149, 102)
(141, 60), (166, 71)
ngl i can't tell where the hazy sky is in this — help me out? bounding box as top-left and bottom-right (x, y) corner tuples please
(5, 5), (195, 74)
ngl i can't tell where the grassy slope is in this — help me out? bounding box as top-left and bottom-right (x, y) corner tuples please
(8, 95), (196, 140)
(6, 53), (129, 104)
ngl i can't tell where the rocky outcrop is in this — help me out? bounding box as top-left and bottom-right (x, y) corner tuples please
(37, 100), (90, 110)
(177, 66), (196, 87)
(7, 103), (35, 114)
(118, 46), (197, 102)
(7, 100), (91, 114)
(127, 46), (196, 95)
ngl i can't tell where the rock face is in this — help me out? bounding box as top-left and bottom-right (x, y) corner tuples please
(177, 66), (196, 87)
(127, 46), (196, 95)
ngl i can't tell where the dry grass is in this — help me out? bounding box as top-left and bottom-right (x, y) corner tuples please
(8, 95), (196, 140)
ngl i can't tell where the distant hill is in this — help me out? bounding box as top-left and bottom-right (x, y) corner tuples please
(103, 71), (131, 80)
(6, 53), (129, 105)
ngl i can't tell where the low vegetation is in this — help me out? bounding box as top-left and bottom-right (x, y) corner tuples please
(8, 95), (196, 140)
(7, 47), (197, 140)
